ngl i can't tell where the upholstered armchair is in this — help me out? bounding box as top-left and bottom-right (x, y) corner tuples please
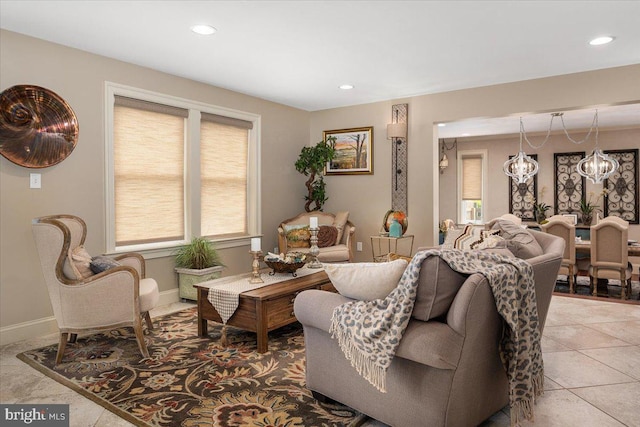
(32, 215), (160, 364)
(590, 216), (632, 299)
(277, 211), (355, 262)
(541, 218), (577, 293)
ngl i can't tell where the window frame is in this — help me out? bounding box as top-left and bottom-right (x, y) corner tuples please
(456, 149), (488, 225)
(104, 82), (261, 258)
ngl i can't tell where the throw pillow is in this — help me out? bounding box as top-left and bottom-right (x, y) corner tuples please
(284, 224), (311, 248)
(317, 225), (338, 248)
(332, 211), (350, 245)
(387, 252), (412, 263)
(491, 219), (543, 259)
(443, 225), (500, 251)
(323, 259), (408, 301)
(63, 245), (94, 280)
(90, 256), (122, 274)
(412, 255), (469, 321)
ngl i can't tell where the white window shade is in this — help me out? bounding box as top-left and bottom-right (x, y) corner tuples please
(113, 99), (187, 246)
(200, 119), (249, 237)
(462, 156), (482, 200)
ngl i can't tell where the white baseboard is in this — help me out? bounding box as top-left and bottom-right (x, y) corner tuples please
(0, 288), (181, 346)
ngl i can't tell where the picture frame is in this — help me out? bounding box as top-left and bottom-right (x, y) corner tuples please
(323, 126), (373, 175)
(562, 214), (578, 225)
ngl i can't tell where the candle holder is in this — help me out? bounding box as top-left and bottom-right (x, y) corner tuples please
(308, 227), (322, 268)
(248, 251), (264, 284)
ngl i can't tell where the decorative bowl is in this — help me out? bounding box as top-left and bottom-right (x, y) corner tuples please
(264, 260), (306, 276)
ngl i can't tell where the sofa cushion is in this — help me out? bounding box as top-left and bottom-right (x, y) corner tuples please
(317, 225), (338, 248)
(284, 224), (311, 248)
(333, 211), (350, 244)
(491, 219), (543, 259)
(323, 259), (408, 300)
(63, 245), (94, 280)
(412, 255), (469, 321)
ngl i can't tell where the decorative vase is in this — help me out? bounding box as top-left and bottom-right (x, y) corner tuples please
(582, 213), (593, 226)
(383, 210), (408, 235)
(389, 218), (402, 238)
(535, 212), (546, 224)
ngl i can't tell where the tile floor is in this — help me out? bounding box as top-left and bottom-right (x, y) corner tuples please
(1, 297), (638, 427)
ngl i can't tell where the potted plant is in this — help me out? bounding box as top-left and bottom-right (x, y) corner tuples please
(579, 190), (607, 226)
(295, 137), (336, 212)
(534, 202), (552, 224)
(174, 236), (224, 301)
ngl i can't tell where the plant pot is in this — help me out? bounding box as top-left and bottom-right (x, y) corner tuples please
(581, 213), (593, 226)
(175, 265), (224, 301)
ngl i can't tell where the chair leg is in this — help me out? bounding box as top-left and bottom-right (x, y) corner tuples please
(568, 265), (575, 294)
(591, 268), (598, 296)
(133, 319), (150, 359)
(620, 270), (627, 300)
(56, 332), (69, 365)
(144, 312), (154, 331)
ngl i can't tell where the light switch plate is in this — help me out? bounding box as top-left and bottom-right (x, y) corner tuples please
(30, 173), (41, 189)
(356, 242), (363, 251)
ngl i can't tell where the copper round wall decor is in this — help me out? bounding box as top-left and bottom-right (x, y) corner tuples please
(0, 85), (79, 168)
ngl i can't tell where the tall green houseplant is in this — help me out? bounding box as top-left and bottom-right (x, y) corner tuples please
(174, 237), (224, 301)
(295, 137), (336, 212)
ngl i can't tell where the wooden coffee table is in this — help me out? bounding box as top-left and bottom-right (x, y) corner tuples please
(195, 270), (335, 353)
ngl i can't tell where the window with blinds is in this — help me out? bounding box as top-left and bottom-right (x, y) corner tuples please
(106, 83), (260, 254)
(200, 113), (252, 238)
(458, 151), (487, 224)
(114, 97), (187, 246)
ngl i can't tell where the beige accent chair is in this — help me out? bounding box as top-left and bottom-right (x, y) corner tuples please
(32, 215), (160, 364)
(589, 216), (632, 299)
(541, 218), (577, 293)
(277, 212), (355, 262)
(295, 230), (563, 426)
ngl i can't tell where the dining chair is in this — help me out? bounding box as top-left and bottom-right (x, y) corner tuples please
(589, 217), (632, 299)
(541, 218), (576, 293)
(32, 214), (160, 364)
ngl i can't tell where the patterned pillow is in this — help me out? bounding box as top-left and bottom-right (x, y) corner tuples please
(323, 259), (408, 301)
(443, 225), (500, 250)
(317, 225), (338, 248)
(284, 224), (311, 248)
(90, 256), (122, 274)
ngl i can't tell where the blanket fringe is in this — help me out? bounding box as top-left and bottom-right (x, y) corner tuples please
(509, 372), (545, 427)
(330, 319), (387, 393)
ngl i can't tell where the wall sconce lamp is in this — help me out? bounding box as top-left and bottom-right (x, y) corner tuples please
(387, 122), (407, 190)
(439, 139), (457, 174)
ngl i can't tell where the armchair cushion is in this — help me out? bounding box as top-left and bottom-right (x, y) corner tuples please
(323, 259), (408, 300)
(318, 225), (338, 248)
(333, 211), (350, 243)
(491, 219), (543, 259)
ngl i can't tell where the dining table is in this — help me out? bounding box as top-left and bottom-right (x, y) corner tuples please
(575, 241), (640, 257)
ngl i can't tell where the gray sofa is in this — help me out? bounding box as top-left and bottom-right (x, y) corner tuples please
(294, 230), (563, 427)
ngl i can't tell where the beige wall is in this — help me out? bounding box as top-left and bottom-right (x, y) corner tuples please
(2, 29), (640, 343)
(0, 30), (310, 338)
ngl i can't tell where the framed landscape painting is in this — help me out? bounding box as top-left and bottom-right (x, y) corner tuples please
(323, 126), (374, 175)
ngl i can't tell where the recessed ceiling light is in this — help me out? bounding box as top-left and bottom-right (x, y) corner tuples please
(589, 36), (614, 46)
(339, 84), (354, 90)
(191, 25), (217, 35)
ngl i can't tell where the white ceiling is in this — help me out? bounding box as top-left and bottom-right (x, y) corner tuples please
(1, 1), (639, 135)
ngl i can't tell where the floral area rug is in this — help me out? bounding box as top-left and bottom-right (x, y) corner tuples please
(17, 308), (366, 427)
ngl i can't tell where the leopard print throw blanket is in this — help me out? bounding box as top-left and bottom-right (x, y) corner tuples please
(329, 249), (544, 425)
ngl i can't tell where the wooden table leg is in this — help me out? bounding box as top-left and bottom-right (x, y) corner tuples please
(197, 289), (208, 337)
(255, 299), (268, 353)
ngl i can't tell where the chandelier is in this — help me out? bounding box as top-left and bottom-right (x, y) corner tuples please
(503, 110), (618, 184)
(503, 118), (539, 184)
